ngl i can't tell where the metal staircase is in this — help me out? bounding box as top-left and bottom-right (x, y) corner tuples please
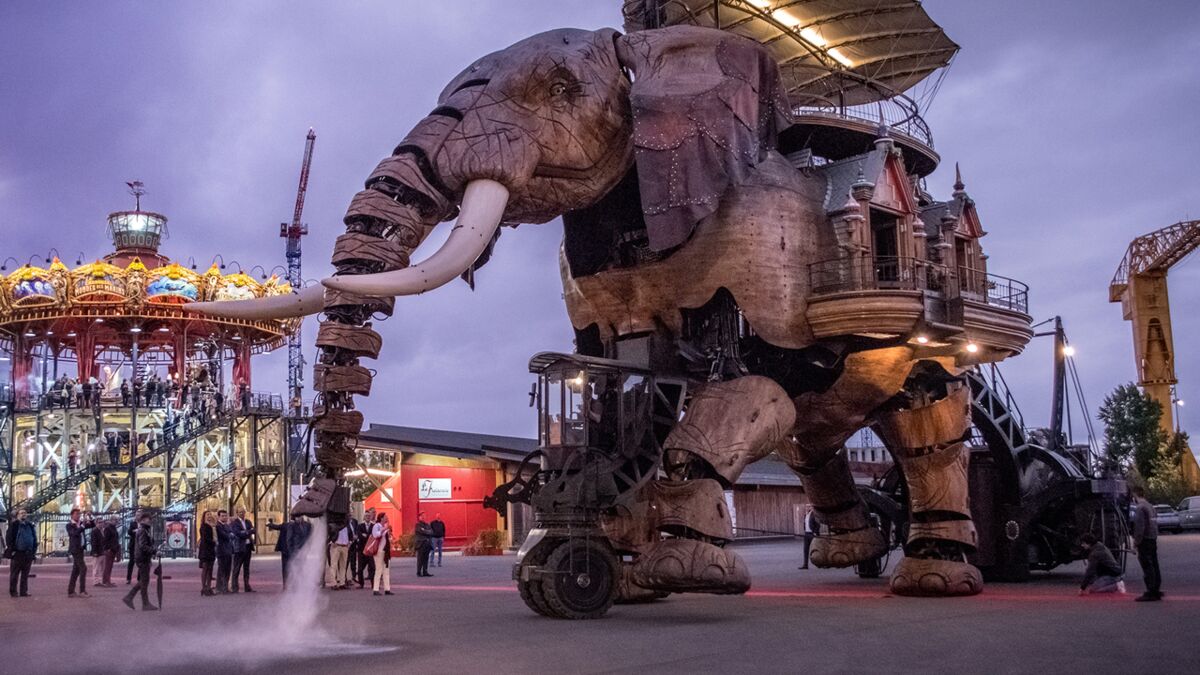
(18, 411), (233, 513)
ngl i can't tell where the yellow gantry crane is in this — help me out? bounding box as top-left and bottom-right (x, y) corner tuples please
(1110, 220), (1200, 482)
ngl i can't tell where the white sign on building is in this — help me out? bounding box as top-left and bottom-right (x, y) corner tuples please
(418, 478), (452, 500)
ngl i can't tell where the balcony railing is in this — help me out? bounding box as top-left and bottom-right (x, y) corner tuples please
(809, 256), (1029, 314)
(957, 267), (1028, 313)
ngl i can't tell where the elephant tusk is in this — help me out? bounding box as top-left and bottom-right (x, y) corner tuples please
(184, 284), (326, 320)
(320, 179), (509, 297)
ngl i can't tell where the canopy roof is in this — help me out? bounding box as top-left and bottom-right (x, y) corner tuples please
(624, 0), (959, 107)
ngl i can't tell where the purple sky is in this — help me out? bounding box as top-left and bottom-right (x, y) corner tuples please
(3, 1), (1199, 446)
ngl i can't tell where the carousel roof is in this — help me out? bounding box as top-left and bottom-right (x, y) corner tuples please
(623, 0), (959, 108)
(0, 257), (299, 355)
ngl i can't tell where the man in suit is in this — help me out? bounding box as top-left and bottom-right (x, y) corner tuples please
(267, 516), (292, 588)
(414, 512), (434, 578)
(6, 508), (37, 597)
(122, 511), (157, 611)
(355, 510), (376, 588)
(230, 506), (256, 593)
(215, 509), (234, 593)
(66, 508), (95, 598)
(101, 516), (121, 586)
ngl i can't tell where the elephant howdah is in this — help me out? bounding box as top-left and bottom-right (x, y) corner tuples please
(190, 20), (1030, 610)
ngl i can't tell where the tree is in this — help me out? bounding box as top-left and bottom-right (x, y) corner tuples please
(1097, 383), (1166, 477)
(1146, 432), (1192, 505)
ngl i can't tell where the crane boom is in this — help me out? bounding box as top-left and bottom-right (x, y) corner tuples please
(281, 129), (316, 414)
(1109, 219), (1199, 437)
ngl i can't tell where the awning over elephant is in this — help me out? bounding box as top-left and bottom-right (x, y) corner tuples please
(622, 0), (960, 108)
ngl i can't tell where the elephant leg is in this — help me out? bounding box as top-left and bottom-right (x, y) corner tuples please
(779, 347), (916, 567)
(875, 382), (982, 597)
(623, 376), (794, 594)
(777, 441), (886, 568)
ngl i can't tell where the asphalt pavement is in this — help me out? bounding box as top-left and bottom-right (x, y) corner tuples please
(2, 533), (1196, 674)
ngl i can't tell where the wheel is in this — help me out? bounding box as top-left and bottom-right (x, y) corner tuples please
(539, 538), (619, 620)
(517, 542), (559, 618)
(855, 555), (884, 579)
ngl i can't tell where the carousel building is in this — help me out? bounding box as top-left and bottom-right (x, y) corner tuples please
(0, 198), (305, 554)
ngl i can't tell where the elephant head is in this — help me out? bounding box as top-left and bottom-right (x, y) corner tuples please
(189, 24), (791, 317)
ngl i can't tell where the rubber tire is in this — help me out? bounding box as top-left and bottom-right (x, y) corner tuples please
(517, 542), (559, 618)
(540, 538), (619, 620)
(856, 555), (884, 579)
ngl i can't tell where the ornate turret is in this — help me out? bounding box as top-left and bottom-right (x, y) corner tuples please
(105, 181), (169, 267)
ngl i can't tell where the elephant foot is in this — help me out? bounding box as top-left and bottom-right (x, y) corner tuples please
(631, 539), (750, 595)
(890, 556), (983, 597)
(290, 477), (337, 517)
(809, 527), (888, 569)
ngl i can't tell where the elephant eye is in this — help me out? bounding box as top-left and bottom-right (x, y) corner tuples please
(549, 82), (567, 97)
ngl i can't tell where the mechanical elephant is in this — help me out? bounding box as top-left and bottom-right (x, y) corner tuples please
(192, 24), (983, 599)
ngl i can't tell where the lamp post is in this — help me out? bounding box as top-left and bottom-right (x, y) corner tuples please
(1171, 387), (1184, 435)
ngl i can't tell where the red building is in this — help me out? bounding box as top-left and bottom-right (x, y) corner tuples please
(356, 425), (535, 549)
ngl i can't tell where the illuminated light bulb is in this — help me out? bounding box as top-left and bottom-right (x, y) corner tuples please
(1062, 345), (1076, 357)
(915, 335), (930, 345)
(965, 343), (980, 354)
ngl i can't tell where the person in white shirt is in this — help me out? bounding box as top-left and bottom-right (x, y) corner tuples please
(329, 520), (354, 589)
(371, 514), (393, 596)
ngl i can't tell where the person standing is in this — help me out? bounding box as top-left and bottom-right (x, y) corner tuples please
(414, 512), (434, 578)
(125, 518), (138, 584)
(356, 511), (376, 589)
(430, 514), (446, 567)
(68, 442), (79, 474)
(800, 505), (816, 570)
(90, 518), (106, 586)
(120, 380), (130, 406)
(101, 516), (121, 586)
(122, 512), (157, 611)
(267, 516), (293, 588)
(230, 506), (256, 593)
(370, 513), (393, 596)
(198, 510), (217, 596)
(1131, 486), (1163, 602)
(328, 518), (356, 589)
(6, 508), (37, 597)
(66, 508), (95, 598)
(48, 456), (59, 485)
(215, 510), (234, 594)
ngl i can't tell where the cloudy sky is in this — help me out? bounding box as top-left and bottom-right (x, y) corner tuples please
(2, 1), (1198, 447)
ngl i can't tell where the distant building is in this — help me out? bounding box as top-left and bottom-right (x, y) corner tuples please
(356, 422), (894, 547)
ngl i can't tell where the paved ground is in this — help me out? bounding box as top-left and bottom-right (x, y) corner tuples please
(2, 534), (1196, 674)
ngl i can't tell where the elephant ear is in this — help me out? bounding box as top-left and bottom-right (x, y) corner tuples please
(615, 26), (792, 252)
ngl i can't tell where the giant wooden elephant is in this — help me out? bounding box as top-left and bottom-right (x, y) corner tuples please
(192, 24), (1019, 600)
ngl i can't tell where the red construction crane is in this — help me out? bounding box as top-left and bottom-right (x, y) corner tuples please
(281, 129), (316, 412)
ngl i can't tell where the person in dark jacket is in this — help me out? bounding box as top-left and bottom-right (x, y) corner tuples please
(414, 512), (434, 578)
(267, 516), (292, 587)
(66, 508), (95, 598)
(100, 516), (121, 586)
(215, 510), (234, 594)
(198, 510), (217, 596)
(1078, 533), (1125, 595)
(125, 519), (138, 584)
(6, 508), (37, 597)
(122, 512), (157, 611)
(429, 514), (446, 567)
(230, 506), (256, 593)
(1131, 486), (1163, 601)
(355, 511), (376, 588)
